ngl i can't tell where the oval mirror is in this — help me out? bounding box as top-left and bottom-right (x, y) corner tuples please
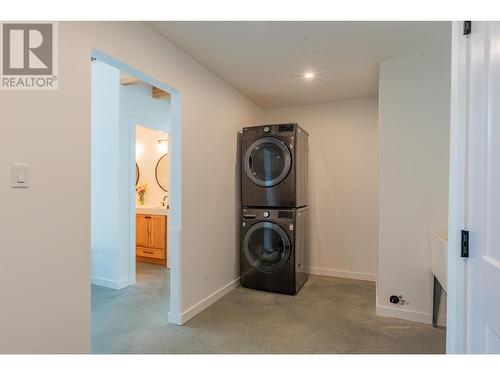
(155, 154), (168, 192)
(135, 162), (140, 186)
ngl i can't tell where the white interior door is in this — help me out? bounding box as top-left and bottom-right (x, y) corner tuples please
(466, 21), (500, 354)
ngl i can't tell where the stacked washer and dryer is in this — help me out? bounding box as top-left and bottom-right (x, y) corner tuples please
(240, 123), (310, 295)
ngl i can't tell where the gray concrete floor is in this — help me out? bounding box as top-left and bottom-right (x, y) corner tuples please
(91, 262), (445, 354)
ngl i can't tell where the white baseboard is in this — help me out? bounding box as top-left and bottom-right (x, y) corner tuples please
(305, 266), (376, 282)
(376, 304), (432, 324)
(91, 276), (130, 290)
(168, 311), (182, 325)
(178, 277), (241, 324)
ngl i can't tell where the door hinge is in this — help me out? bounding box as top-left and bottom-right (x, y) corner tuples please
(461, 230), (469, 258)
(463, 21), (472, 36)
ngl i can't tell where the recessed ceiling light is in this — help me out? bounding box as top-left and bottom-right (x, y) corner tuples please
(304, 72), (315, 79)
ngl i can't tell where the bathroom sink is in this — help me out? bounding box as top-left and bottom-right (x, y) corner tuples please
(136, 205), (168, 216)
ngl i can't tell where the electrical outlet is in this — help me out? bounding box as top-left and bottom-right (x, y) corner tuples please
(390, 295), (406, 305)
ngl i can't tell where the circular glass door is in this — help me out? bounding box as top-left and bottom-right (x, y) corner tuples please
(243, 221), (291, 273)
(243, 137), (292, 187)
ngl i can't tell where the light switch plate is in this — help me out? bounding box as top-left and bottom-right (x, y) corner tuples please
(12, 163), (29, 188)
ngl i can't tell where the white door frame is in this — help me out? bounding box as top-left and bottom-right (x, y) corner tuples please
(91, 49), (183, 325)
(446, 21), (469, 354)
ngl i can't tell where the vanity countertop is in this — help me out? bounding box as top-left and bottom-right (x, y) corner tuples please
(136, 206), (169, 216)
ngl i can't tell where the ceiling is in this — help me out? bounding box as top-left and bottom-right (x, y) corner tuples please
(147, 22), (450, 108)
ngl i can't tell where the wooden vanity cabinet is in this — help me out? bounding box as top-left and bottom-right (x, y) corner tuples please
(136, 214), (167, 266)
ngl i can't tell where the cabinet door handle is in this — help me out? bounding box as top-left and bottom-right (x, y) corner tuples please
(143, 250), (154, 254)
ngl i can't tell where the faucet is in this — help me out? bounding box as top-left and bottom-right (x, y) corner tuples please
(161, 195), (168, 208)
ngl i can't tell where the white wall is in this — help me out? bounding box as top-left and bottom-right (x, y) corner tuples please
(377, 53), (450, 323)
(90, 61), (123, 288)
(136, 125), (170, 207)
(264, 97), (378, 281)
(0, 22), (262, 353)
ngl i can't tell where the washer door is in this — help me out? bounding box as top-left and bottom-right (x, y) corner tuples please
(243, 221), (291, 273)
(243, 137), (292, 187)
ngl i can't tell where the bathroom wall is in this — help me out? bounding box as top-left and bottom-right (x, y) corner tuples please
(136, 125), (170, 207)
(0, 22), (262, 353)
(264, 97), (378, 281)
(377, 53), (450, 323)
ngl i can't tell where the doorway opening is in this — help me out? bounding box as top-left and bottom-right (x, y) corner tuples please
(90, 49), (182, 352)
(135, 124), (170, 267)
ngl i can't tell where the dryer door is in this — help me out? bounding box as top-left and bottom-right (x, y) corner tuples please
(243, 137), (292, 187)
(243, 221), (291, 273)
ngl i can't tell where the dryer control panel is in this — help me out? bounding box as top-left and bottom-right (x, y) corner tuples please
(242, 123), (297, 136)
(242, 208), (295, 222)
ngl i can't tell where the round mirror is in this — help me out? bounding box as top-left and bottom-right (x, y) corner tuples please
(135, 162), (140, 186)
(155, 154), (168, 192)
